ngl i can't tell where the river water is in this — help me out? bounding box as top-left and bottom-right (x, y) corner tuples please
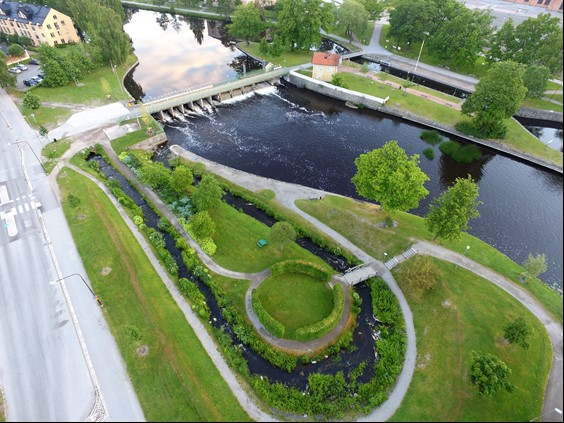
(123, 9), (563, 288)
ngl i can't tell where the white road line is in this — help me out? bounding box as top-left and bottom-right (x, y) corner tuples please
(0, 185), (10, 205)
(0, 111), (12, 129)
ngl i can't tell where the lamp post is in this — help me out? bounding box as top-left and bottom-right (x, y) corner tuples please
(10, 140), (46, 173)
(51, 273), (103, 307)
(529, 407), (562, 422)
(414, 31), (430, 74)
(465, 245), (470, 256)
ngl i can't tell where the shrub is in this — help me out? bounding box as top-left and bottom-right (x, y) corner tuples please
(68, 193), (81, 207)
(200, 237), (217, 256)
(423, 147), (434, 159)
(420, 130), (443, 145)
(270, 260), (331, 282)
(439, 140), (482, 163)
(178, 278), (210, 320)
(503, 316), (532, 349)
(251, 289), (285, 338)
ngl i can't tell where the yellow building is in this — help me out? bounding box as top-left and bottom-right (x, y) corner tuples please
(311, 51), (341, 82)
(0, 1), (80, 47)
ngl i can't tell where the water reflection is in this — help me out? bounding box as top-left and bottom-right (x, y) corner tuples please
(438, 149), (494, 188)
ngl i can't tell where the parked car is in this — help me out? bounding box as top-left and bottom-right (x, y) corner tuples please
(16, 64), (28, 71)
(8, 67), (21, 74)
(23, 76), (42, 87)
(29, 58), (40, 65)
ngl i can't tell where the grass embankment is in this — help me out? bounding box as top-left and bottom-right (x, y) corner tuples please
(522, 97), (563, 112)
(239, 42), (314, 67)
(257, 273), (333, 338)
(334, 72), (562, 166)
(389, 256), (551, 422)
(111, 117), (164, 155)
(41, 138), (71, 173)
(295, 195), (563, 323)
(57, 167), (250, 422)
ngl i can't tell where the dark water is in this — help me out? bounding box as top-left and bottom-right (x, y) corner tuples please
(122, 9), (563, 287)
(163, 84), (563, 288)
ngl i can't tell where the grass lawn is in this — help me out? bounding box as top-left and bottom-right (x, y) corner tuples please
(545, 80), (563, 90)
(41, 138), (71, 173)
(389, 256), (552, 422)
(21, 105), (72, 130)
(215, 274), (250, 322)
(257, 273), (333, 339)
(30, 54), (137, 106)
(522, 97), (563, 112)
(210, 201), (331, 273)
(57, 167), (250, 422)
(295, 195), (563, 323)
(238, 42), (314, 67)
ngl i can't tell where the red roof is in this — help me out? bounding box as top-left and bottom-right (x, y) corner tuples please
(312, 51), (340, 66)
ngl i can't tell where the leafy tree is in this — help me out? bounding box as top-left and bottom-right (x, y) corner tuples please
(523, 65), (551, 99)
(23, 93), (42, 111)
(0, 53), (16, 88)
(170, 165), (194, 197)
(7, 44), (25, 57)
(352, 140), (429, 213)
(522, 253), (547, 280)
(259, 37), (269, 55)
(228, 3), (264, 45)
(360, 0), (384, 21)
(270, 221), (296, 251)
(141, 162), (171, 192)
(331, 73), (348, 88)
(188, 211), (216, 240)
(425, 175), (482, 241)
(460, 61), (527, 138)
(191, 174), (224, 212)
(398, 255), (442, 299)
(503, 316), (532, 350)
(336, 0), (370, 43)
(39, 126), (49, 138)
(388, 0), (436, 46)
(277, 0), (334, 50)
(469, 351), (515, 395)
(427, 8), (493, 69)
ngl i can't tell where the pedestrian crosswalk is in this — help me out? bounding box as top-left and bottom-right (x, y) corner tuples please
(0, 183), (41, 239)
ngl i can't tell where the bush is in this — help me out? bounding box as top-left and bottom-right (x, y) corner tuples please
(503, 316), (532, 349)
(270, 260), (331, 282)
(439, 140), (482, 163)
(68, 193), (81, 207)
(252, 289), (285, 338)
(178, 278), (210, 320)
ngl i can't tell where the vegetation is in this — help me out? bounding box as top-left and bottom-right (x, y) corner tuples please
(270, 260), (332, 282)
(395, 255), (442, 299)
(439, 140), (482, 163)
(522, 253), (548, 281)
(523, 65), (551, 99)
(503, 316), (532, 350)
(269, 221), (296, 251)
(334, 0), (370, 43)
(0, 52), (16, 88)
(252, 289), (286, 338)
(57, 167), (250, 421)
(420, 130), (443, 145)
(227, 3), (264, 45)
(295, 284), (344, 341)
(425, 175), (482, 241)
(277, 0), (334, 50)
(352, 140), (429, 212)
(422, 147), (434, 160)
(22, 93), (41, 110)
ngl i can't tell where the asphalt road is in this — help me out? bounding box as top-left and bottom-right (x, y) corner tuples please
(0, 88), (145, 421)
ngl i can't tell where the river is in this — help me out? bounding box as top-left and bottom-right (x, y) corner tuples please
(123, 8), (563, 288)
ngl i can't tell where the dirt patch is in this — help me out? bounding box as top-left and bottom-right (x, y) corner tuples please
(136, 345), (150, 357)
(442, 299), (452, 308)
(100, 267), (112, 276)
(417, 352), (432, 369)
(77, 214), (88, 220)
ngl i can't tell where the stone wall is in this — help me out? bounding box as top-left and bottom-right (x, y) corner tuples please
(131, 132), (168, 152)
(515, 106), (563, 124)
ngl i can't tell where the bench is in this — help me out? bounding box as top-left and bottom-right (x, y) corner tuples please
(257, 239), (268, 248)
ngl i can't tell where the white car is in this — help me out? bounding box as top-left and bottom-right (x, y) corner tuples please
(16, 64), (28, 71)
(8, 67), (21, 74)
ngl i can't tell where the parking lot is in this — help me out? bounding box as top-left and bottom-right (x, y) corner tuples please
(9, 62), (43, 92)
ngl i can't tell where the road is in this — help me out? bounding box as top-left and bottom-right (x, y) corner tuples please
(0, 88), (145, 421)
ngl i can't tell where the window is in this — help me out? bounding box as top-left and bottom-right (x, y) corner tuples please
(47, 24), (51, 29)
(54, 40), (58, 45)
(61, 20), (66, 26)
(50, 32), (55, 37)
(53, 15), (57, 20)
(544, 0), (551, 4)
(60, 38), (65, 44)
(54, 22), (59, 29)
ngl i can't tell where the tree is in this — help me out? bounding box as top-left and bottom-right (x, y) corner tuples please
(23, 93), (42, 111)
(398, 255), (442, 299)
(39, 126), (49, 138)
(336, 0), (370, 43)
(425, 175), (482, 241)
(388, 0), (436, 46)
(170, 165), (194, 197)
(191, 174), (224, 212)
(460, 61), (527, 138)
(352, 140), (429, 213)
(228, 3), (264, 45)
(331, 73), (348, 88)
(427, 8), (493, 69)
(0, 53), (16, 88)
(270, 221), (296, 251)
(7, 44), (25, 57)
(522, 253), (547, 280)
(188, 211), (216, 240)
(469, 351), (515, 395)
(277, 0), (334, 50)
(360, 0), (384, 21)
(503, 316), (532, 350)
(523, 65), (551, 99)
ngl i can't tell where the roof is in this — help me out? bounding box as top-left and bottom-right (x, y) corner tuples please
(312, 51), (341, 66)
(0, 1), (51, 26)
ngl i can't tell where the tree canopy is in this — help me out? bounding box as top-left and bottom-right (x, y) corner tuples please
(277, 0), (334, 50)
(523, 65), (551, 99)
(352, 140), (429, 213)
(228, 3), (264, 45)
(270, 221), (296, 251)
(461, 61), (527, 138)
(335, 0), (370, 43)
(0, 53), (16, 89)
(388, 0), (436, 46)
(503, 316), (532, 350)
(425, 175), (482, 241)
(469, 351), (515, 395)
(191, 175), (225, 212)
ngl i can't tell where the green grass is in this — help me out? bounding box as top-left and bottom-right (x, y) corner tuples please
(389, 257), (552, 422)
(238, 42), (314, 67)
(30, 54), (137, 106)
(257, 273), (333, 339)
(21, 106), (72, 130)
(338, 72), (462, 126)
(210, 201), (331, 273)
(57, 167), (250, 422)
(522, 97), (563, 112)
(295, 194), (563, 323)
(545, 80), (562, 91)
(215, 275), (250, 322)
(41, 138), (71, 159)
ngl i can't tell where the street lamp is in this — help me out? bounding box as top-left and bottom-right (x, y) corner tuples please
(51, 273), (103, 307)
(10, 140), (46, 173)
(465, 245), (470, 256)
(414, 31), (430, 74)
(530, 407), (562, 422)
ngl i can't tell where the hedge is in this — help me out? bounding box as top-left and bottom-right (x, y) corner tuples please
(251, 289), (286, 338)
(270, 260), (332, 282)
(295, 284), (345, 341)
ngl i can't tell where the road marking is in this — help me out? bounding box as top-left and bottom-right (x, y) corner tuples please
(0, 111), (12, 129)
(1, 209), (18, 237)
(0, 185), (10, 205)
